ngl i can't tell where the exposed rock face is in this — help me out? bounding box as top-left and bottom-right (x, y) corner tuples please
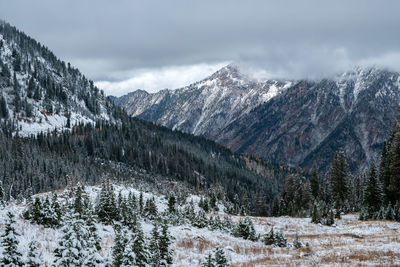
(114, 66), (400, 172)
(115, 65), (292, 139)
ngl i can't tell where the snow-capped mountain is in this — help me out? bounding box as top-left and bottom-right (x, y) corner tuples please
(0, 22), (117, 136)
(114, 66), (400, 172)
(114, 65), (292, 138)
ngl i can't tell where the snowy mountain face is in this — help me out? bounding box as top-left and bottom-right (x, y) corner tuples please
(114, 66), (400, 172)
(0, 23), (117, 136)
(114, 65), (292, 139)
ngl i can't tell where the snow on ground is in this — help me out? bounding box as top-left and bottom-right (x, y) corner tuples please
(1, 186), (400, 266)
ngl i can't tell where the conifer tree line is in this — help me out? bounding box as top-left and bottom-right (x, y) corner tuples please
(12, 180), (303, 265)
(0, 21), (111, 119)
(7, 183), (174, 266)
(359, 110), (400, 221)
(273, 109), (400, 223)
(0, 115), (290, 216)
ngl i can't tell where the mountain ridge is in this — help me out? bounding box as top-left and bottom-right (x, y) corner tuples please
(113, 65), (400, 172)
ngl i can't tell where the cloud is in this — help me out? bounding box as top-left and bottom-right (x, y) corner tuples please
(95, 62), (229, 96)
(2, 0), (400, 92)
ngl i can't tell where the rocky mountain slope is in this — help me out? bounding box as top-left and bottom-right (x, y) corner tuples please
(114, 65), (292, 139)
(114, 66), (400, 172)
(0, 22), (117, 136)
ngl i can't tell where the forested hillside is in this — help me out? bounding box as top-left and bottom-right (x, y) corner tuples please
(0, 21), (292, 215)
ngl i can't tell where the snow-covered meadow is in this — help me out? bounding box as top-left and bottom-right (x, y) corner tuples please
(1, 185), (400, 266)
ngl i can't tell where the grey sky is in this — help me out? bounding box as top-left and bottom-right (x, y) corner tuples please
(1, 0), (400, 95)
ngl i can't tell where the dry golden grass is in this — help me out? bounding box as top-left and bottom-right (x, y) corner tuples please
(176, 237), (214, 254)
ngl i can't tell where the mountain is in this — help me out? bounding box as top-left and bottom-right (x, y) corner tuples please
(114, 66), (400, 172)
(0, 22), (118, 136)
(114, 65), (292, 138)
(0, 22), (291, 215)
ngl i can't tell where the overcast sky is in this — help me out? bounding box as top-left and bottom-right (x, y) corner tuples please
(1, 0), (400, 96)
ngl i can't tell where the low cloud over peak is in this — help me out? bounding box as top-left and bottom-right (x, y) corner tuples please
(2, 0), (400, 95)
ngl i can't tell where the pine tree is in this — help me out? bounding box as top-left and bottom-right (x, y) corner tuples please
(13, 72), (21, 113)
(139, 191), (144, 215)
(263, 227), (275, 246)
(0, 212), (24, 266)
(325, 208), (335, 226)
(112, 225), (132, 267)
(33, 85), (41, 100)
(96, 180), (118, 224)
(213, 247), (229, 267)
(359, 206), (368, 221)
(149, 223), (161, 266)
(120, 241), (136, 267)
(363, 165), (383, 216)
(143, 197), (158, 220)
(128, 191), (137, 212)
(184, 201), (196, 223)
(395, 202), (400, 221)
(168, 193), (176, 214)
(385, 203), (394, 220)
(159, 220), (173, 266)
(311, 202), (321, 224)
(27, 76), (35, 98)
(293, 232), (302, 249)
(51, 193), (63, 227)
(274, 231), (287, 247)
(132, 223), (149, 267)
(0, 183), (4, 206)
(0, 96), (8, 119)
(26, 241), (43, 267)
(329, 151), (348, 210)
(193, 210), (208, 228)
(202, 253), (215, 267)
(388, 129), (400, 204)
(233, 217), (258, 241)
(74, 185), (84, 216)
(54, 211), (104, 266)
(310, 163), (319, 200)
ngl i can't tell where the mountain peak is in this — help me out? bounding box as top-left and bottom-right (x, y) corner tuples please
(208, 64), (247, 82)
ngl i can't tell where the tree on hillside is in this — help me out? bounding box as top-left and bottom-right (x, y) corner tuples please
(329, 151), (348, 210)
(112, 225), (134, 267)
(96, 179), (118, 224)
(0, 95), (8, 119)
(0, 211), (24, 266)
(202, 247), (229, 267)
(363, 165), (383, 216)
(26, 241), (43, 267)
(159, 220), (173, 266)
(379, 141), (390, 204)
(310, 163), (319, 200)
(54, 212), (104, 266)
(388, 128), (400, 204)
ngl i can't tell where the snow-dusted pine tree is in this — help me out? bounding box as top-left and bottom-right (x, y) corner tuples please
(159, 220), (173, 266)
(293, 232), (302, 249)
(132, 223), (149, 267)
(214, 247), (229, 267)
(54, 211), (104, 266)
(96, 179), (118, 224)
(193, 210), (208, 228)
(112, 225), (131, 267)
(202, 253), (215, 267)
(26, 241), (43, 267)
(149, 223), (161, 266)
(0, 182), (4, 206)
(0, 211), (24, 266)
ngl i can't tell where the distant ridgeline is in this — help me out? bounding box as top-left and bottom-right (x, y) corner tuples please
(0, 21), (294, 216)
